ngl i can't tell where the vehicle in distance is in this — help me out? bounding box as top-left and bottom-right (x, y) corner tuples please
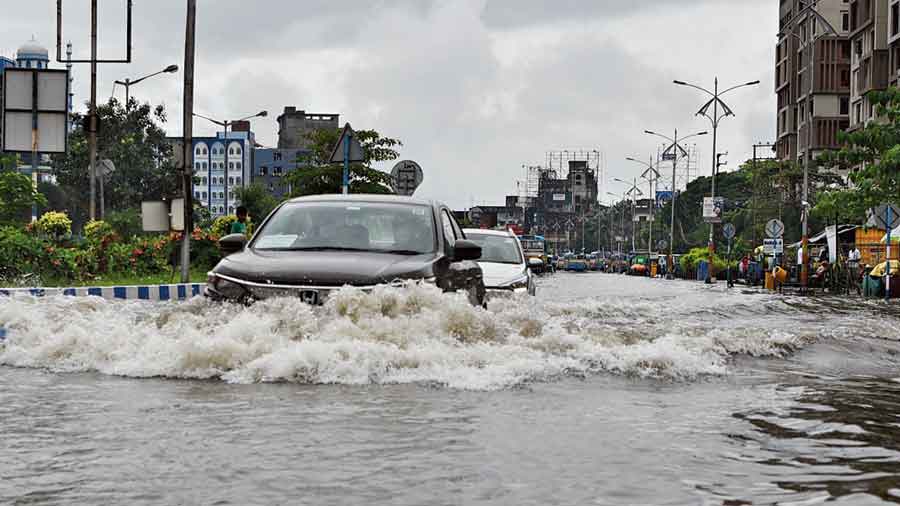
(463, 228), (536, 296)
(206, 195), (486, 305)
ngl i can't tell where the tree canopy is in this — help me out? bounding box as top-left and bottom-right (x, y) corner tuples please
(0, 154), (47, 226)
(51, 97), (178, 227)
(285, 127), (401, 197)
(814, 87), (900, 222)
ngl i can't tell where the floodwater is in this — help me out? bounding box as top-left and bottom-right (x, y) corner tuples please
(2, 274), (900, 505)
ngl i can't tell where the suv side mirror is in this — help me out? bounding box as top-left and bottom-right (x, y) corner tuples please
(452, 240), (482, 261)
(219, 233), (247, 255)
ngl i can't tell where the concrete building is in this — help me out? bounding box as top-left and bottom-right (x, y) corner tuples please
(849, 0), (892, 130)
(252, 147), (309, 199)
(775, 0), (852, 164)
(276, 107), (339, 150)
(172, 128), (256, 218)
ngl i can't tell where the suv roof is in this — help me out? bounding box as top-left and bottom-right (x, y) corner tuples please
(286, 194), (441, 208)
(463, 228), (516, 238)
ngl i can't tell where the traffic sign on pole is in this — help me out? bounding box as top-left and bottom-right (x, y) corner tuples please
(873, 203), (900, 230)
(722, 223), (735, 240)
(765, 219), (785, 239)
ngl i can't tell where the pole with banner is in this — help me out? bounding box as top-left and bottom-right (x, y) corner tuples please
(330, 123), (365, 195)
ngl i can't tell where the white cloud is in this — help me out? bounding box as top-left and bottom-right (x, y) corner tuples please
(3, 0), (776, 209)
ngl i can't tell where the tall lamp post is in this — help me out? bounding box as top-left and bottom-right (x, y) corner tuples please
(626, 156), (661, 254)
(113, 64), (179, 105)
(613, 177), (642, 254)
(645, 129), (708, 279)
(193, 110), (267, 217)
(673, 77), (759, 282)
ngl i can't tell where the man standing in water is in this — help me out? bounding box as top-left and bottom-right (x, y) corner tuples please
(230, 206), (249, 236)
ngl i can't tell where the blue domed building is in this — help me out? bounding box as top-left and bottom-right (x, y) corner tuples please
(15, 38), (51, 69)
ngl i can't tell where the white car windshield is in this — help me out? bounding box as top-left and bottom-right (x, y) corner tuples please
(253, 202), (436, 254)
(466, 233), (523, 264)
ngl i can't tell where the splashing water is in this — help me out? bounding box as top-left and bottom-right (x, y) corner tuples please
(0, 277), (892, 390)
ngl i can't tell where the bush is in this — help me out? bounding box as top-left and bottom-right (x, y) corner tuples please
(0, 226), (45, 280)
(106, 208), (143, 239)
(680, 247), (731, 275)
(36, 211), (72, 239)
(84, 220), (116, 243)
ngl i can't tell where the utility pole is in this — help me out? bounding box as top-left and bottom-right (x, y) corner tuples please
(88, 0), (98, 220)
(180, 0), (196, 283)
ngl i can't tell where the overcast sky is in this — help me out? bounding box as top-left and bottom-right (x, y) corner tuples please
(5, 0), (775, 209)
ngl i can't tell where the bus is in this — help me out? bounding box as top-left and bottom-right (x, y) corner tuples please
(517, 235), (548, 274)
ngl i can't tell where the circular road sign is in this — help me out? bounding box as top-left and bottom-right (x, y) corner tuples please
(722, 223), (736, 240)
(391, 160), (424, 196)
(658, 239), (668, 250)
(765, 219), (785, 238)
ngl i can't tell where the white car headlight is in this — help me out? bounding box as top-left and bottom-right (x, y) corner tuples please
(500, 274), (529, 290)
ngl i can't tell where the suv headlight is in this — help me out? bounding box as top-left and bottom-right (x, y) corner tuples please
(208, 273), (247, 299)
(500, 274), (529, 292)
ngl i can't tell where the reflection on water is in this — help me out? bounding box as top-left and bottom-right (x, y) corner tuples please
(735, 377), (900, 504)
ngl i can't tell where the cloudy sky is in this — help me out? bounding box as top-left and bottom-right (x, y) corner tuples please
(5, 0), (775, 209)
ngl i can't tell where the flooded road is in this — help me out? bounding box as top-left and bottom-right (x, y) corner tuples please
(2, 274), (900, 505)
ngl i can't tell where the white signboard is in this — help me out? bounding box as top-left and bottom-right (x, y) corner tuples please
(552, 193), (566, 201)
(763, 238), (784, 255)
(826, 225), (838, 263)
(141, 201), (169, 232)
(2, 68), (69, 153)
(702, 197), (724, 224)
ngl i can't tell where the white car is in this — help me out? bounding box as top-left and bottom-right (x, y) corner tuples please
(463, 229), (536, 296)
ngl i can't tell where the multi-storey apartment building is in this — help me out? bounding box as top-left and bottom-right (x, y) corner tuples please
(776, 0), (852, 164)
(849, 0), (891, 130)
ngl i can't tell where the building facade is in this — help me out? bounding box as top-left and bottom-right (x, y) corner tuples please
(276, 107), (339, 149)
(187, 130), (255, 218)
(252, 147), (309, 199)
(776, 0), (852, 164)
(849, 0), (892, 130)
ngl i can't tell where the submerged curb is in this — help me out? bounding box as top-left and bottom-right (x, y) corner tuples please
(0, 283), (204, 301)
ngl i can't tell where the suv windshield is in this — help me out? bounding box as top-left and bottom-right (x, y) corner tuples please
(465, 233), (523, 264)
(252, 201), (436, 254)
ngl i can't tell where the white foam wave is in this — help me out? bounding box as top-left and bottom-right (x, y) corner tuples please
(0, 282), (823, 390)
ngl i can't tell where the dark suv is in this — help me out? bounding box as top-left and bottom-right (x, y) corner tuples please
(205, 195), (486, 305)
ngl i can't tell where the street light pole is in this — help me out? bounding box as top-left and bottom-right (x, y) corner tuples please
(114, 64), (179, 106)
(674, 77), (760, 282)
(626, 155), (661, 255)
(180, 0), (196, 283)
(645, 129), (708, 278)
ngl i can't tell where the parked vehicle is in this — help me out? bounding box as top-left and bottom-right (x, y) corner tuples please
(464, 229), (536, 296)
(206, 195), (486, 305)
(566, 254), (590, 272)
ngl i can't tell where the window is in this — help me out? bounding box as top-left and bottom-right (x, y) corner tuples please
(273, 151), (283, 161)
(219, 207), (224, 214)
(220, 177), (226, 185)
(840, 69), (850, 87)
(229, 162), (234, 170)
(229, 177), (234, 185)
(201, 177), (207, 185)
(441, 210), (458, 246)
(260, 166), (268, 176)
(235, 177), (241, 185)
(893, 3), (900, 36)
(843, 11), (850, 31)
(202, 192), (207, 199)
(195, 162), (201, 170)
(229, 206), (234, 213)
(274, 166), (283, 177)
(840, 96), (850, 115)
(194, 192), (200, 199)
(235, 162), (242, 169)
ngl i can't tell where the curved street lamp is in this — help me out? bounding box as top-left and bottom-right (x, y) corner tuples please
(113, 64), (179, 105)
(627, 156), (662, 254)
(644, 129), (707, 278)
(674, 77), (759, 282)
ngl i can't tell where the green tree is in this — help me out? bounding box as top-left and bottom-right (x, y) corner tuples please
(815, 87), (900, 219)
(234, 183), (281, 222)
(0, 154), (47, 226)
(285, 127), (401, 196)
(52, 97), (179, 229)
